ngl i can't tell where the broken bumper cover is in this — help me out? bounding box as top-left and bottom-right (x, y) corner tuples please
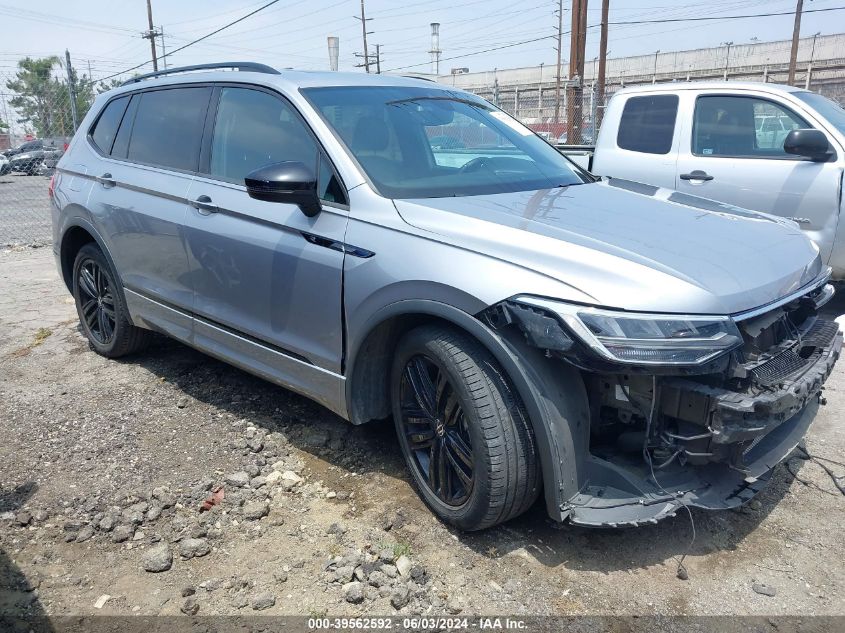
(561, 322), (842, 528)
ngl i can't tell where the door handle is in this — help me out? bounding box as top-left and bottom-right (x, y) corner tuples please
(190, 194), (218, 214)
(680, 170), (714, 182)
(97, 173), (116, 188)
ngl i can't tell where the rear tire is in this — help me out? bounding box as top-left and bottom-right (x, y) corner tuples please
(392, 325), (540, 531)
(72, 243), (149, 358)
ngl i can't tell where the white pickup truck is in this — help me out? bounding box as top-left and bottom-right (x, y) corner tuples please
(560, 82), (845, 279)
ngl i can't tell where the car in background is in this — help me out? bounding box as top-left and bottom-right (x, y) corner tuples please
(8, 138), (68, 175)
(0, 153), (10, 176)
(2, 138), (44, 158)
(559, 82), (845, 280)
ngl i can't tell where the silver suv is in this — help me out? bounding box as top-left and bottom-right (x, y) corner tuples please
(52, 63), (842, 529)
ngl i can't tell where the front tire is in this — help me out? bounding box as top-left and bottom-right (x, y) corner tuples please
(72, 243), (149, 358)
(392, 325), (540, 531)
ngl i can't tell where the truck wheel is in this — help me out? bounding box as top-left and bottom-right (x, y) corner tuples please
(391, 325), (540, 531)
(72, 243), (149, 358)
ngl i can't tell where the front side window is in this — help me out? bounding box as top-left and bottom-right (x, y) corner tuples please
(210, 87), (318, 181)
(616, 94), (678, 155)
(303, 86), (584, 199)
(693, 95), (808, 158)
(208, 87), (344, 204)
(126, 87), (211, 171)
(90, 96), (129, 155)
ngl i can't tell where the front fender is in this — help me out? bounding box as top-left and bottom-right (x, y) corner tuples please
(346, 299), (589, 522)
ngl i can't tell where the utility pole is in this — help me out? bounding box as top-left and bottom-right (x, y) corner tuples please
(787, 0), (803, 85)
(160, 26), (168, 69)
(375, 44), (381, 74)
(595, 0), (609, 128)
(539, 62), (544, 120)
(357, 0), (370, 73)
(721, 41), (733, 80)
(553, 0), (563, 125)
(806, 31), (820, 89)
(566, 0), (588, 142)
(65, 50), (79, 132)
(652, 49), (659, 83)
(143, 0), (159, 72)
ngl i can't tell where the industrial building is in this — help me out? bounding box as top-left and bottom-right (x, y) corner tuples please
(426, 33), (845, 140)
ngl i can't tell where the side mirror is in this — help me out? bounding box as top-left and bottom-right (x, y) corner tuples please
(783, 128), (833, 162)
(244, 161), (321, 217)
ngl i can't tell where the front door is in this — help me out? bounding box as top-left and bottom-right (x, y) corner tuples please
(675, 92), (842, 264)
(183, 85), (349, 380)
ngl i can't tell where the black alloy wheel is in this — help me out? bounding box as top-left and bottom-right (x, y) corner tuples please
(77, 258), (116, 345)
(398, 354), (475, 506)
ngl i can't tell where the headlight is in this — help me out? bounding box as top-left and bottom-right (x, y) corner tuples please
(515, 297), (742, 366)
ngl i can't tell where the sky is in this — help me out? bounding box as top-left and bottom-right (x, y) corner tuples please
(0, 0), (843, 82)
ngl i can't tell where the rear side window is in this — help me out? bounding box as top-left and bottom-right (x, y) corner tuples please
(616, 94), (679, 155)
(90, 96), (129, 154)
(127, 87), (211, 171)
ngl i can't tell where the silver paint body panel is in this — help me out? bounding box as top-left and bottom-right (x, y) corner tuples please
(54, 69), (827, 423)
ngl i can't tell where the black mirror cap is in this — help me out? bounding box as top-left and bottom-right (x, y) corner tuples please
(783, 128), (834, 162)
(244, 161), (321, 217)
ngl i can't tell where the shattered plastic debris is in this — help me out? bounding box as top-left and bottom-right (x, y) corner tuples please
(199, 486), (225, 512)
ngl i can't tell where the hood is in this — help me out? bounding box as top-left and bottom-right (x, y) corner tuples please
(393, 178), (824, 315)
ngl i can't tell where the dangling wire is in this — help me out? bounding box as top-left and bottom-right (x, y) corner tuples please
(641, 375), (697, 580)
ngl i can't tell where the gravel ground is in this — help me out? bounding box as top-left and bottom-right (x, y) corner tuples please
(0, 174), (52, 248)
(1, 247), (844, 625)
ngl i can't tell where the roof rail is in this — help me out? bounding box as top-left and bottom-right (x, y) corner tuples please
(121, 62), (280, 86)
(402, 74), (436, 82)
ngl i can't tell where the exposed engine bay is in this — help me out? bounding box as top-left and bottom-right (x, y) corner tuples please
(482, 281), (842, 526)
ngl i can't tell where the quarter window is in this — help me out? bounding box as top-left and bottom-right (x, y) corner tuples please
(110, 95), (138, 159)
(616, 94), (678, 155)
(90, 96), (129, 154)
(693, 95), (808, 158)
(126, 87), (211, 171)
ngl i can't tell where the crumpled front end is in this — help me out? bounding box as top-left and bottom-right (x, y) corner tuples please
(483, 279), (841, 527)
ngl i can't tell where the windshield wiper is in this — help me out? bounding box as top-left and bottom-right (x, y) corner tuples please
(386, 96), (490, 109)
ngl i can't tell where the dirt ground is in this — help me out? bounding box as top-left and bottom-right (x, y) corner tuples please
(1, 247), (844, 625)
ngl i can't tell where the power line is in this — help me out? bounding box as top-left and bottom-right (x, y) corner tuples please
(385, 4), (845, 72)
(608, 5), (844, 25)
(97, 0), (283, 82)
(385, 34), (559, 72)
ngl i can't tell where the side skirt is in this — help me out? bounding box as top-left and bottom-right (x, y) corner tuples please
(124, 288), (348, 419)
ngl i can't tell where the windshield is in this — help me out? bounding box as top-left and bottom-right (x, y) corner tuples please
(794, 91), (845, 135)
(303, 86), (585, 199)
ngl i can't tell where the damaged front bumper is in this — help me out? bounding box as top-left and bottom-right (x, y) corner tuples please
(573, 321), (841, 527)
(485, 282), (842, 527)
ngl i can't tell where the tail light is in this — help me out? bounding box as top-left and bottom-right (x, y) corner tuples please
(48, 174), (55, 198)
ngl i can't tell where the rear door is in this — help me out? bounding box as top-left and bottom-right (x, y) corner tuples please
(675, 91), (842, 263)
(89, 85), (211, 338)
(183, 84), (349, 376)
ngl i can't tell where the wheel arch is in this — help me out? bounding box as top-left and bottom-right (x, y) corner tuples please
(345, 299), (590, 521)
(58, 219), (120, 293)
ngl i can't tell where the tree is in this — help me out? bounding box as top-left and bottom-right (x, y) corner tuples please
(97, 77), (125, 94)
(5, 56), (95, 137)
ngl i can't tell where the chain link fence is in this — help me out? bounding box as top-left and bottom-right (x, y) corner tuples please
(458, 68), (845, 147)
(1, 60), (98, 248)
